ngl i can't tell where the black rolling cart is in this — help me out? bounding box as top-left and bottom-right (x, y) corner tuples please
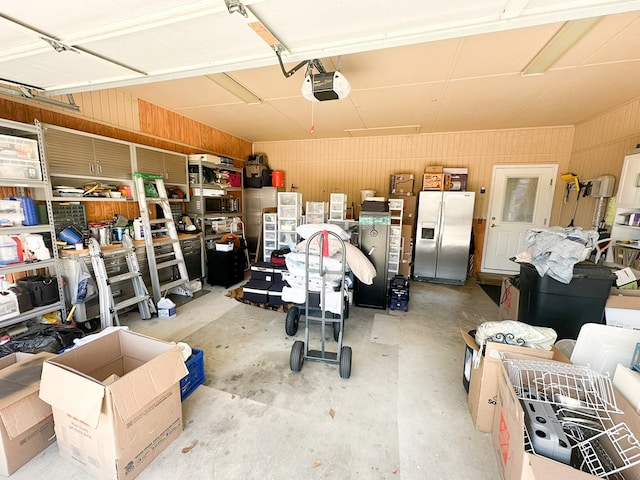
(207, 247), (245, 288)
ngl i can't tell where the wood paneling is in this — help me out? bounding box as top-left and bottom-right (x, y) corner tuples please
(0, 93), (249, 226)
(254, 126), (574, 223)
(138, 100), (251, 163)
(566, 96), (640, 229)
(84, 201), (141, 225)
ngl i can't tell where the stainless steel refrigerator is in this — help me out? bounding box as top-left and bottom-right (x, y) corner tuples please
(413, 191), (475, 285)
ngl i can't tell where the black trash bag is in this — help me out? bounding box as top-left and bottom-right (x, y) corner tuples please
(0, 324), (85, 357)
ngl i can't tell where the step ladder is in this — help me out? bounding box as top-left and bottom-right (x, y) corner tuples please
(88, 233), (156, 329)
(134, 172), (192, 303)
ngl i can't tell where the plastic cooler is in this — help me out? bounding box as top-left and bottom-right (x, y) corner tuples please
(517, 262), (615, 340)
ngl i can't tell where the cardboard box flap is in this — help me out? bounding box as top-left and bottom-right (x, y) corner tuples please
(0, 352), (53, 439)
(39, 361), (106, 429)
(0, 393), (52, 439)
(461, 329), (480, 353)
(108, 347), (188, 423)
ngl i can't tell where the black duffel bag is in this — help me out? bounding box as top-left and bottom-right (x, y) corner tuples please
(17, 275), (59, 307)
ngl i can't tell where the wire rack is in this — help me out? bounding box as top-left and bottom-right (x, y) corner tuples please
(504, 358), (640, 478)
(506, 359), (621, 413)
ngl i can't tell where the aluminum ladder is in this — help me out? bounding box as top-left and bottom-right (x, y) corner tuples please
(134, 172), (192, 303)
(88, 233), (155, 329)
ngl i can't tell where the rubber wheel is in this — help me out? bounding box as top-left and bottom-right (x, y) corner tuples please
(290, 340), (304, 372)
(333, 321), (341, 342)
(285, 306), (300, 336)
(339, 345), (352, 379)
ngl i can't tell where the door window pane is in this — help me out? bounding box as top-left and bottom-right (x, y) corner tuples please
(502, 177), (538, 223)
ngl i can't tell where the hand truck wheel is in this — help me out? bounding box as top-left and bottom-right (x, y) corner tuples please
(290, 340), (304, 372)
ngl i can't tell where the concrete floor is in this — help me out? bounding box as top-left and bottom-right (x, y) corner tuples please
(13, 277), (502, 480)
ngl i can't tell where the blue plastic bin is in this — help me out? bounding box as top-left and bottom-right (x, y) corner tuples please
(180, 348), (205, 401)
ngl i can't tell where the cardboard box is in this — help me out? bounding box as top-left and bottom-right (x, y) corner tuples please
(424, 166), (443, 173)
(0, 352), (55, 477)
(492, 358), (640, 480)
(390, 174), (415, 195)
(398, 252), (412, 277)
(422, 173), (451, 191)
(39, 329), (188, 480)
(443, 167), (468, 191)
(499, 277), (519, 321)
(606, 292), (640, 329)
(460, 330), (567, 433)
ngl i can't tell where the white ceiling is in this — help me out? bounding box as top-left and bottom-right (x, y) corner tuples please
(2, 1), (640, 142)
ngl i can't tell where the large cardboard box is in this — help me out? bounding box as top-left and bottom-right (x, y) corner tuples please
(0, 352), (55, 477)
(492, 358), (640, 480)
(39, 329), (189, 480)
(461, 330), (567, 433)
(499, 277), (520, 321)
(389, 174), (415, 195)
(443, 167), (468, 191)
(422, 173), (451, 191)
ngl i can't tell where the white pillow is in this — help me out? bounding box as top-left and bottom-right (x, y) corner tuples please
(296, 223), (351, 241)
(344, 243), (376, 285)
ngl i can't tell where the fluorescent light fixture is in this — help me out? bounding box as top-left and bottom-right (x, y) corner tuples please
(206, 73), (261, 104)
(522, 16), (602, 76)
(344, 125), (421, 137)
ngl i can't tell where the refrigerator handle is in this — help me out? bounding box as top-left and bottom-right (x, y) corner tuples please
(437, 201), (444, 251)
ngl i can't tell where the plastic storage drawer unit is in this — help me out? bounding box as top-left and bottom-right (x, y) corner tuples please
(517, 262), (615, 340)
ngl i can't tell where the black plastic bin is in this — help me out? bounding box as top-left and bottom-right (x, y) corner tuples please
(517, 261), (615, 340)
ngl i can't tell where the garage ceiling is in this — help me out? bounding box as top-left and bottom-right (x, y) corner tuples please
(2, 1), (640, 142)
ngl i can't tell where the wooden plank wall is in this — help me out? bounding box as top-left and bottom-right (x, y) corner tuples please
(254, 126), (575, 223)
(0, 93), (252, 161)
(564, 97), (640, 229)
(0, 92), (252, 224)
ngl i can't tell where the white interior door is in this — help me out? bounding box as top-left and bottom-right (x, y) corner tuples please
(481, 164), (557, 274)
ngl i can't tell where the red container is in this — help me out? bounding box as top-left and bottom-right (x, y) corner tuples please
(228, 172), (242, 187)
(271, 171), (285, 188)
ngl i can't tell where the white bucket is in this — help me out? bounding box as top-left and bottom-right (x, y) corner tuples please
(360, 190), (376, 203)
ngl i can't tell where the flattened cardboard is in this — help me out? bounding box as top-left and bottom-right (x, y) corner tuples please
(0, 352), (55, 477)
(461, 330), (564, 433)
(493, 358), (640, 480)
(39, 329), (188, 480)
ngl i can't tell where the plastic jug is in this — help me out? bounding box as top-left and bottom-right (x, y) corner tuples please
(133, 218), (144, 240)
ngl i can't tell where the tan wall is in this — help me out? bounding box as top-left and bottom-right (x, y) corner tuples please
(562, 98), (640, 230)
(254, 126), (575, 224)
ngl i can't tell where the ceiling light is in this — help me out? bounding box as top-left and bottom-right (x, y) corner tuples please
(521, 17), (602, 76)
(301, 72), (351, 102)
(344, 125), (421, 137)
(206, 73), (261, 104)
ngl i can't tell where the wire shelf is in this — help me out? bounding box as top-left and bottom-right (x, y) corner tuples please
(506, 358), (640, 478)
(505, 359), (621, 413)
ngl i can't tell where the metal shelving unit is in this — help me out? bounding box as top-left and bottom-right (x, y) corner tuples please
(0, 119), (65, 328)
(187, 154), (244, 275)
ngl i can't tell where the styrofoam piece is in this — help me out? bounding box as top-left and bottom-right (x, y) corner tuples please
(570, 323), (640, 377)
(613, 364), (640, 414)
